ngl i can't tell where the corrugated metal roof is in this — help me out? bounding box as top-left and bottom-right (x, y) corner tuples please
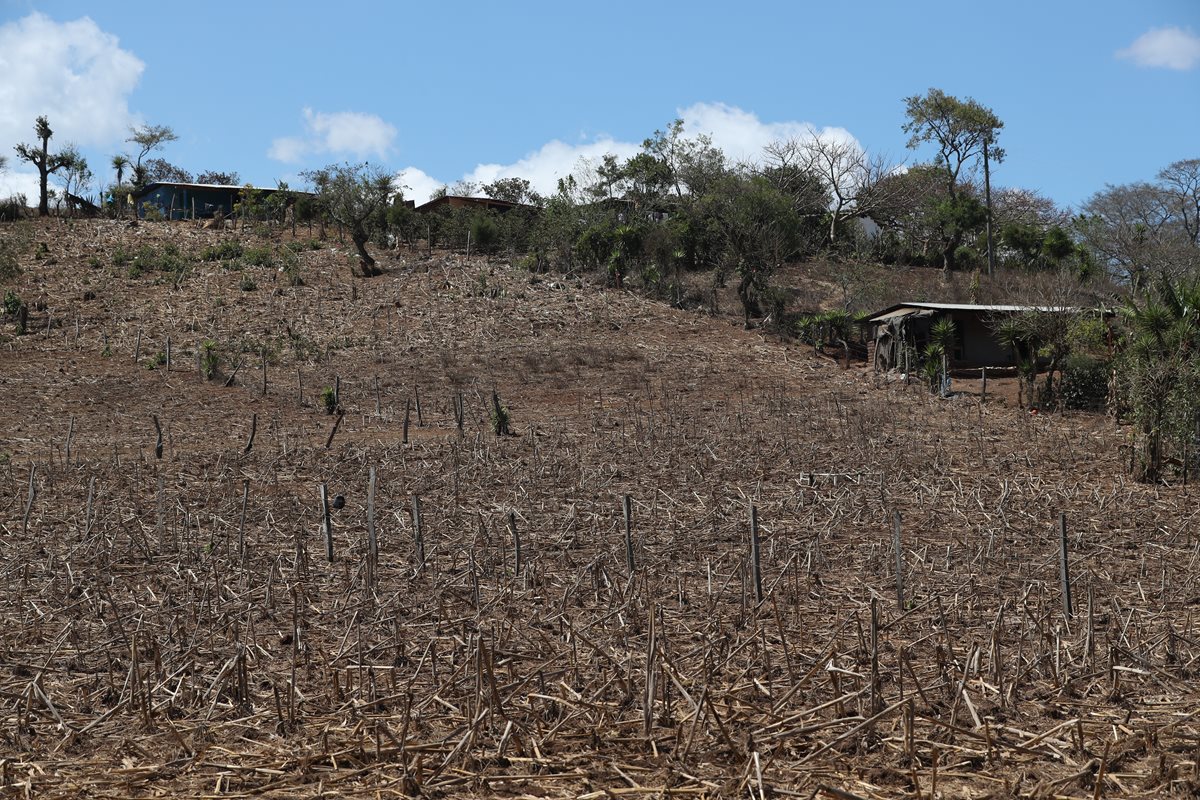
(132, 182), (313, 197)
(866, 302), (1077, 322)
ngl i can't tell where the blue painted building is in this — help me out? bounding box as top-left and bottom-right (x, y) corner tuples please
(131, 182), (309, 220)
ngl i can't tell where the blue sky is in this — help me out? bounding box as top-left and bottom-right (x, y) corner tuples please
(1, 0), (1197, 208)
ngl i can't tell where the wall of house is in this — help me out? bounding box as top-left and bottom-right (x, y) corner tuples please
(137, 187), (239, 219)
(951, 312), (1015, 367)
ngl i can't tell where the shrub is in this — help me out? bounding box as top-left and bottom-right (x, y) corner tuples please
(1060, 355), (1109, 411)
(201, 240), (244, 261)
(320, 386), (338, 415)
(2, 290), (19, 317)
(239, 274), (257, 292)
(200, 339), (220, 380)
(0, 230), (26, 280)
(0, 194), (27, 221)
(490, 400), (511, 436)
(242, 245), (274, 267)
(141, 202), (165, 222)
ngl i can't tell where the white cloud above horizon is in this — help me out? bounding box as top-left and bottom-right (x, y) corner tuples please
(0, 12), (143, 198)
(269, 108), (397, 163)
(1117, 26), (1200, 70)
(394, 102), (863, 204)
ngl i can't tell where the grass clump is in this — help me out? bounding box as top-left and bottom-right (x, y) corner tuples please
(242, 245), (274, 267)
(320, 386), (338, 414)
(201, 240), (244, 262)
(200, 339), (220, 380)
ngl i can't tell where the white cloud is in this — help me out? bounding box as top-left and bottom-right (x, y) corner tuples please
(269, 108), (397, 162)
(0, 13), (143, 153)
(396, 102), (863, 204)
(1117, 26), (1200, 70)
(0, 169), (41, 207)
(394, 166), (443, 206)
(458, 136), (641, 198)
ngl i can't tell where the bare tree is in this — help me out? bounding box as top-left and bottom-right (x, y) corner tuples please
(1158, 159), (1200, 246)
(52, 146), (92, 216)
(1078, 180), (1191, 289)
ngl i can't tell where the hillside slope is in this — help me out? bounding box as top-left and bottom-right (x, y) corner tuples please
(0, 219), (1195, 799)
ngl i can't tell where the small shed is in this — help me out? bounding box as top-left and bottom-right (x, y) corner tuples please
(866, 302), (1071, 372)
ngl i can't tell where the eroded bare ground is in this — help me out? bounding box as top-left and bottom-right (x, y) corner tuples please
(1, 218), (1199, 798)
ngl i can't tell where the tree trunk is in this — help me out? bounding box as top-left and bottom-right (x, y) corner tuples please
(38, 166), (50, 217)
(738, 271), (755, 329)
(352, 231), (381, 277)
(1134, 427), (1162, 483)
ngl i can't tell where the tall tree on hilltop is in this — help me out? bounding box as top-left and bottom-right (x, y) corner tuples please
(304, 163), (394, 277)
(14, 116), (77, 217)
(903, 88), (1004, 278)
(127, 124), (178, 188)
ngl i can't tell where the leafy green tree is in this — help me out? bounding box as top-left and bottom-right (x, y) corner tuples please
(304, 163), (394, 276)
(13, 116), (76, 216)
(196, 170), (241, 186)
(707, 173), (804, 326)
(386, 196), (419, 249)
(143, 158), (192, 184)
(903, 88), (1004, 277)
(482, 177), (538, 205)
(866, 164), (986, 267)
(470, 213), (500, 258)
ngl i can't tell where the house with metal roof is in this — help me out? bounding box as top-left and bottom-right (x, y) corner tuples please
(865, 302), (1077, 372)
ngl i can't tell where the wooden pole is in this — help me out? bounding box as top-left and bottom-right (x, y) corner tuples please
(367, 467), (378, 586)
(893, 510), (904, 609)
(749, 504), (763, 604)
(411, 495), (425, 570)
(509, 511), (521, 575)
(152, 415), (164, 460)
(22, 465), (36, 536)
(1058, 512), (1073, 619)
(243, 413), (257, 455)
(238, 479), (249, 559)
(622, 494), (635, 574)
(321, 483), (334, 562)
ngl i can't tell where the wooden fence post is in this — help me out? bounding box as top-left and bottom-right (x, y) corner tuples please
(622, 494), (635, 574)
(321, 483), (334, 562)
(1058, 512), (1073, 619)
(749, 504), (763, 604)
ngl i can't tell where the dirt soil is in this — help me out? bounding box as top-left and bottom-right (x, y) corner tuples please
(0, 218), (1197, 798)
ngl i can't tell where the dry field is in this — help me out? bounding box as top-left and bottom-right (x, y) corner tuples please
(1, 218), (1198, 799)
